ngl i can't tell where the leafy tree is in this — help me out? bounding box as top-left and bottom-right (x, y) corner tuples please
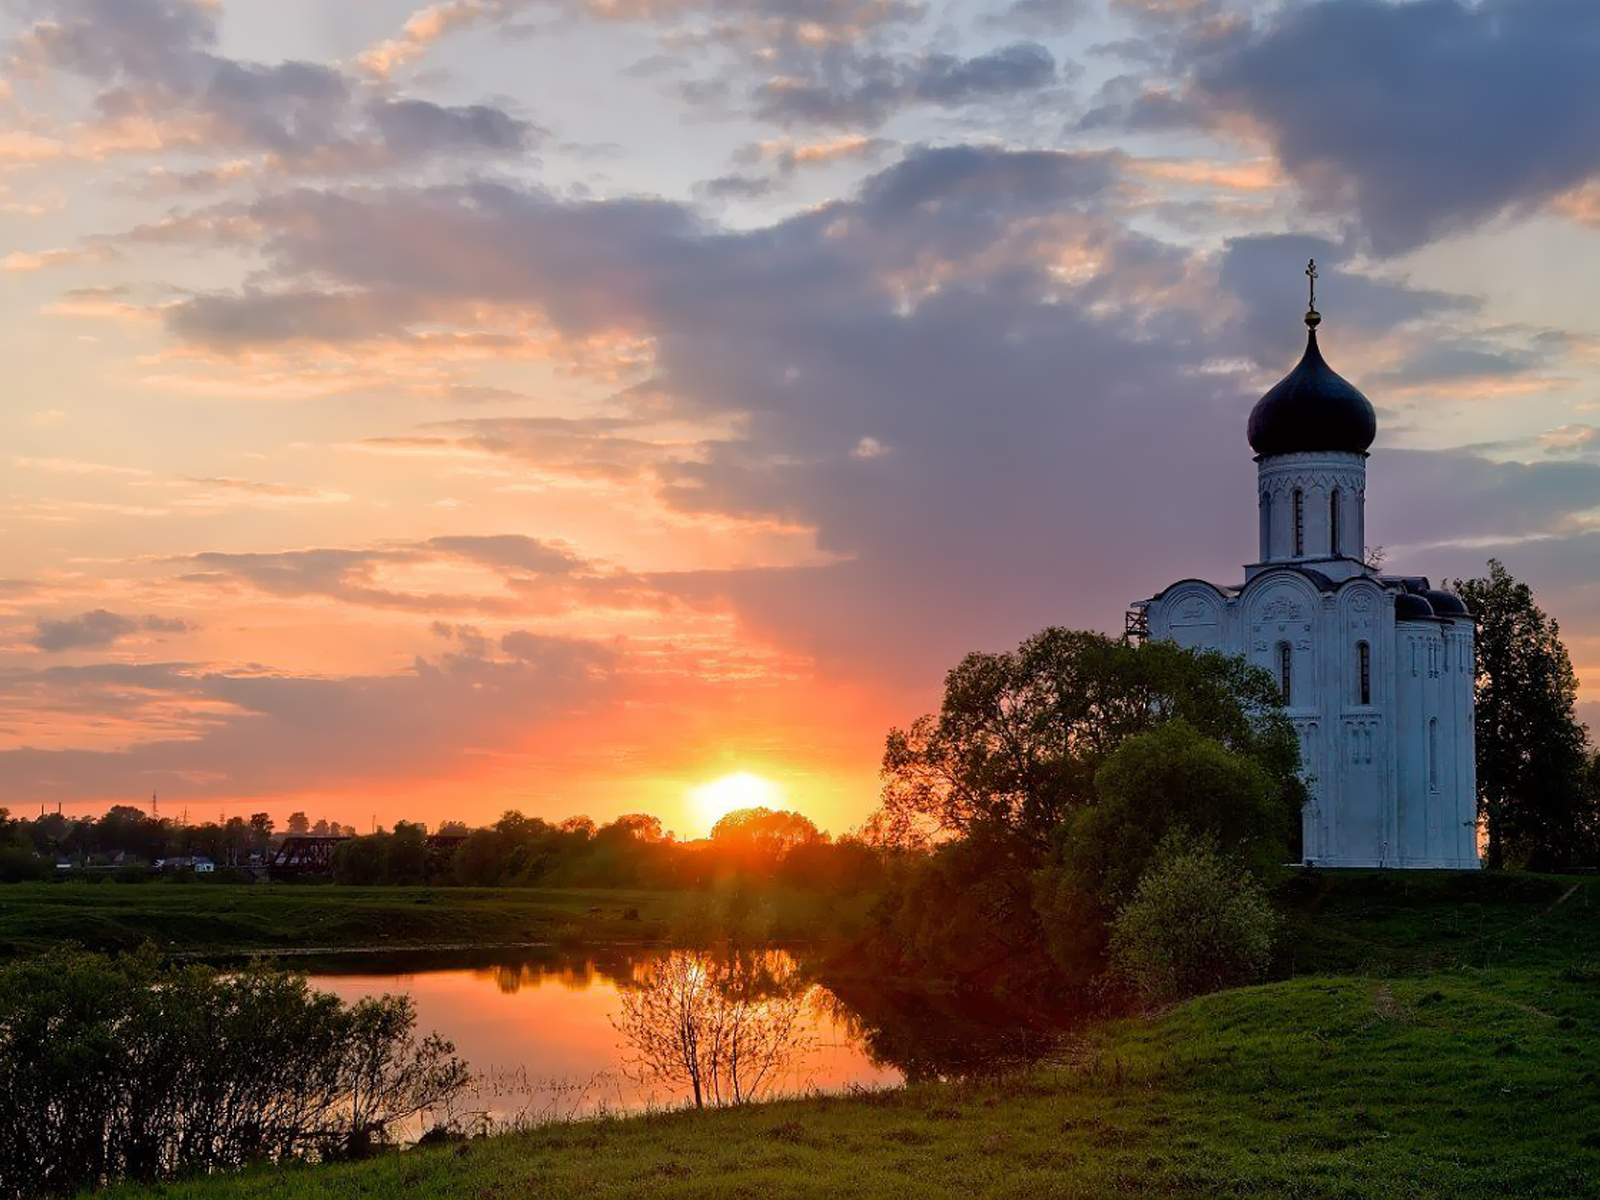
(1107, 835), (1278, 1006)
(385, 822), (430, 885)
(1454, 560), (1596, 869)
(1033, 720), (1296, 985)
(1066, 720), (1295, 910)
(876, 630), (1300, 854)
(332, 835), (389, 885)
(599, 813), (665, 843)
(287, 811), (311, 834)
(452, 829), (507, 886)
(0, 949), (467, 1197)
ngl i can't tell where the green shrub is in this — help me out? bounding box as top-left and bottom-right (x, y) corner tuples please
(0, 948), (469, 1198)
(1109, 836), (1277, 1006)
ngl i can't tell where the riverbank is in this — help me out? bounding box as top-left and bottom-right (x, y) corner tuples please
(93, 960), (1599, 1198)
(80, 870), (1600, 1199)
(0, 883), (837, 957)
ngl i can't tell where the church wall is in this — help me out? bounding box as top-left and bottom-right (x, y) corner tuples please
(1143, 571), (1477, 869)
(1331, 582), (1390, 867)
(1446, 622), (1479, 865)
(1394, 622), (1425, 863)
(1256, 451), (1367, 565)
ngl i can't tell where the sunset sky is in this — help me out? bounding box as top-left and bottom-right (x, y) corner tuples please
(2, 0), (1599, 836)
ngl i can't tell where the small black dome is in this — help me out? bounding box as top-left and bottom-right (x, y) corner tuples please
(1395, 592), (1436, 621)
(1423, 589), (1469, 617)
(1248, 329), (1377, 457)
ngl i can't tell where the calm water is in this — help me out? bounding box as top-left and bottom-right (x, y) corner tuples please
(305, 947), (903, 1129)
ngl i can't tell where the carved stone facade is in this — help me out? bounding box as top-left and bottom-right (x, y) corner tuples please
(1134, 320), (1479, 869)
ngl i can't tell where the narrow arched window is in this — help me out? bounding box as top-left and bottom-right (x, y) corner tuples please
(1292, 489), (1305, 556)
(1330, 488), (1342, 555)
(1259, 492), (1272, 555)
(1278, 641), (1293, 705)
(1357, 641), (1371, 705)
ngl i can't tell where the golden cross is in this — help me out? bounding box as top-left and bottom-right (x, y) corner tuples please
(1306, 258), (1318, 312)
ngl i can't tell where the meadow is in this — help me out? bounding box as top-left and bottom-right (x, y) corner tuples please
(0, 883), (681, 956)
(73, 870), (1600, 1199)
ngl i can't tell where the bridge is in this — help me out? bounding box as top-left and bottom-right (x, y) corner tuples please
(266, 831), (470, 879)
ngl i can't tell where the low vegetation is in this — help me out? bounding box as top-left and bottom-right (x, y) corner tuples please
(89, 873), (1600, 1198)
(0, 950), (469, 1200)
(0, 884), (666, 957)
(0, 882), (854, 959)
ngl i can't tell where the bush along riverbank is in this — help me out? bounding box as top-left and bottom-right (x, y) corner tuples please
(60, 870), (1600, 1200)
(90, 962), (1600, 1200)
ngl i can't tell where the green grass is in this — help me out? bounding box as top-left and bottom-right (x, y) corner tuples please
(0, 882), (849, 957)
(85, 872), (1600, 1199)
(94, 965), (1600, 1198)
(0, 883), (686, 956)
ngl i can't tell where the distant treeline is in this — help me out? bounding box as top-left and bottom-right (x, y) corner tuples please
(333, 808), (886, 891)
(0, 807), (358, 880)
(0, 804), (888, 892)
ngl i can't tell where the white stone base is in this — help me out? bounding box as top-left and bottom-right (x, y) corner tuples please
(1301, 856), (1480, 870)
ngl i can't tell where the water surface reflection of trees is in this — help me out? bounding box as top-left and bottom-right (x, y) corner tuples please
(612, 950), (813, 1108)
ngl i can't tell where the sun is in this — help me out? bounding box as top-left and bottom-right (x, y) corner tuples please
(688, 771), (783, 835)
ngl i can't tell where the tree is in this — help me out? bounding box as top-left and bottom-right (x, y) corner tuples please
(1065, 720), (1295, 911)
(710, 808), (820, 862)
(287, 812), (311, 835)
(1108, 835), (1278, 1006)
(1454, 560), (1596, 869)
(612, 950), (811, 1109)
(0, 949), (468, 1197)
(876, 630), (1301, 854)
(452, 829), (506, 886)
(384, 822), (429, 885)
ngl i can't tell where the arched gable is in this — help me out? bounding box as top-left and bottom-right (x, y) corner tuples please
(1148, 580), (1230, 652)
(1241, 570), (1324, 708)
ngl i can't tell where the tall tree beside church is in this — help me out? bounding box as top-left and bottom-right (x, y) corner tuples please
(1453, 560), (1595, 870)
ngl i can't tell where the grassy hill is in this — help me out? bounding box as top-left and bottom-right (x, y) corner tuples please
(86, 870), (1600, 1199)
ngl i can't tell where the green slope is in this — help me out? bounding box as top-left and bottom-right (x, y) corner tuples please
(90, 872), (1600, 1200)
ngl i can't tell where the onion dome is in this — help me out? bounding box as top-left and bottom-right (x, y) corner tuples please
(1394, 592), (1436, 621)
(1247, 261), (1378, 457)
(1423, 589), (1469, 617)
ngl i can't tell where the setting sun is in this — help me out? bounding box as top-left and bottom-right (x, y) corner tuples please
(688, 771), (783, 835)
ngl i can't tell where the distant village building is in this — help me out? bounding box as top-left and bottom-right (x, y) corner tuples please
(1133, 263), (1478, 869)
(156, 855), (216, 873)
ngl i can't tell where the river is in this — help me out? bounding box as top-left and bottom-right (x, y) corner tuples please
(305, 946), (903, 1130)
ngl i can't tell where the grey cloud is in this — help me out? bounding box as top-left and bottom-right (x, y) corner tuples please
(31, 610), (196, 652)
(0, 635), (618, 802)
(153, 144), (1595, 688)
(982, 0), (1086, 35)
(1216, 233), (1571, 395)
(913, 42), (1057, 104)
(1182, 0), (1600, 253)
(179, 536), (635, 615)
(424, 535), (588, 575)
(10, 0), (535, 171)
(754, 42), (1058, 129)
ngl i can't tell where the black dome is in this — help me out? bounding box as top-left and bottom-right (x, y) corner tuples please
(1394, 592), (1436, 621)
(1248, 329), (1377, 457)
(1423, 589), (1470, 617)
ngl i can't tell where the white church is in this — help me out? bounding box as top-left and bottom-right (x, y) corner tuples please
(1132, 264), (1479, 869)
